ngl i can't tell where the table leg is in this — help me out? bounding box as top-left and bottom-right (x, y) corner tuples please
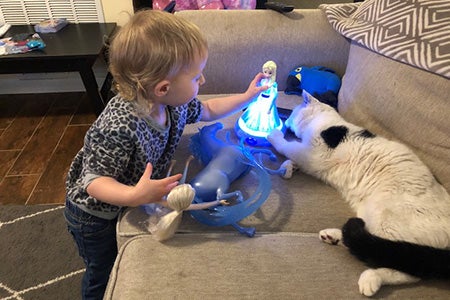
(79, 64), (105, 116)
(100, 72), (114, 103)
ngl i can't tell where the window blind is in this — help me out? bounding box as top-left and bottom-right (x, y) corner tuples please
(0, 0), (104, 25)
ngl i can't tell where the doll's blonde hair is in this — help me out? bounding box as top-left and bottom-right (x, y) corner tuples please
(262, 60), (277, 85)
(109, 10), (208, 115)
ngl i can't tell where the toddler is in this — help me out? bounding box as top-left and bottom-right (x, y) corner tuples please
(64, 9), (268, 299)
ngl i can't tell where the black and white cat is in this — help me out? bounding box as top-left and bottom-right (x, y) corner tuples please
(267, 91), (450, 297)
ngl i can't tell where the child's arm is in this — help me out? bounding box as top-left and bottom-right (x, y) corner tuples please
(86, 163), (182, 207)
(200, 72), (268, 121)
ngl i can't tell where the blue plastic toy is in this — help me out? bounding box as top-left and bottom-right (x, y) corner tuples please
(285, 66), (341, 109)
(187, 122), (273, 237)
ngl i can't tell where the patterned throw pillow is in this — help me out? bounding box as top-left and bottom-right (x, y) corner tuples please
(321, 0), (450, 79)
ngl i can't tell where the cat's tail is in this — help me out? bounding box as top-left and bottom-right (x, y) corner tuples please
(342, 217), (450, 279)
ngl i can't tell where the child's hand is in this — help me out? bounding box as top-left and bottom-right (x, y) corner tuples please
(198, 72), (272, 121)
(133, 163), (182, 205)
(244, 72), (270, 99)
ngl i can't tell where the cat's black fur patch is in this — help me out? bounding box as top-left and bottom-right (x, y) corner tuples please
(358, 129), (376, 138)
(320, 126), (348, 148)
(342, 218), (450, 278)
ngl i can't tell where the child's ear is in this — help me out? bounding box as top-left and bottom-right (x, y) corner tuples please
(154, 80), (170, 96)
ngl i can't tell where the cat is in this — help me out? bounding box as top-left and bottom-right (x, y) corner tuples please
(267, 91), (450, 297)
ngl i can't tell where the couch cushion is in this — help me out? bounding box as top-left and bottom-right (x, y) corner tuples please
(339, 42), (450, 192)
(117, 94), (353, 248)
(117, 169), (352, 248)
(105, 233), (448, 299)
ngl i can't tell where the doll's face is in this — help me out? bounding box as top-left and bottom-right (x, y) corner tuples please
(262, 61), (277, 81)
(263, 67), (274, 77)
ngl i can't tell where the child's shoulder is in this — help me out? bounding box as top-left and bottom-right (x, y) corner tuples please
(105, 95), (135, 113)
(93, 96), (140, 132)
(101, 96), (139, 119)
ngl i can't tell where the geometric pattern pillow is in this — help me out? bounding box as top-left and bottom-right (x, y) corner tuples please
(321, 0), (450, 79)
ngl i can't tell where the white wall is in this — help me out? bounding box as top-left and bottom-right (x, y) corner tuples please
(101, 0), (134, 26)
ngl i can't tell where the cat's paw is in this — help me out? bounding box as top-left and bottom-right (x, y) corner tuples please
(358, 269), (382, 297)
(280, 160), (296, 179)
(267, 129), (284, 143)
(319, 228), (342, 245)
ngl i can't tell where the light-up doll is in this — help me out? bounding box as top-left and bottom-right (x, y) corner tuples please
(236, 60), (284, 146)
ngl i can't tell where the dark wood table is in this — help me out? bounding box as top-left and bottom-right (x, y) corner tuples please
(0, 22), (117, 115)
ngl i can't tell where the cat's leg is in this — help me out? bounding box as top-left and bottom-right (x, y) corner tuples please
(319, 228), (343, 245)
(267, 129), (288, 152)
(280, 159), (297, 179)
(267, 129), (308, 161)
(358, 268), (420, 297)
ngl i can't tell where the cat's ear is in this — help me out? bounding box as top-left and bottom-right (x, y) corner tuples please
(302, 90), (321, 105)
(302, 90), (312, 105)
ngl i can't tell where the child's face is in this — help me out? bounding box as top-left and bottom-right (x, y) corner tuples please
(164, 52), (207, 107)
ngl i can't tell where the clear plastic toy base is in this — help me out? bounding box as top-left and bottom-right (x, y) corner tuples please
(234, 117), (285, 147)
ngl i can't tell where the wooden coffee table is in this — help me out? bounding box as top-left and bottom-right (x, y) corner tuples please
(0, 22), (116, 115)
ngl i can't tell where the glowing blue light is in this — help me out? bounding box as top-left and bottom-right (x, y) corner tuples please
(235, 83), (284, 146)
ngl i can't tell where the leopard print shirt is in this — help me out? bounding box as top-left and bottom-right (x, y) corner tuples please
(65, 95), (203, 219)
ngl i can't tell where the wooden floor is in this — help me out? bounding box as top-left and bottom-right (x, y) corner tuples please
(0, 92), (97, 205)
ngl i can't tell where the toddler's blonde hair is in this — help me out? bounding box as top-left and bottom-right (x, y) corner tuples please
(109, 10), (208, 115)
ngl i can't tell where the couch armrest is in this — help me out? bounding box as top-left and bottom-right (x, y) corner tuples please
(176, 9), (350, 94)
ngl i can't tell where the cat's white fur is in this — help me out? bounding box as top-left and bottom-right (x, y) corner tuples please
(267, 92), (450, 296)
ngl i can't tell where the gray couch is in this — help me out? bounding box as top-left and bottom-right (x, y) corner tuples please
(104, 3), (450, 299)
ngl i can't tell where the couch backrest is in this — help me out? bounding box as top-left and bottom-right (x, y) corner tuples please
(176, 9), (350, 94)
(339, 42), (450, 192)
